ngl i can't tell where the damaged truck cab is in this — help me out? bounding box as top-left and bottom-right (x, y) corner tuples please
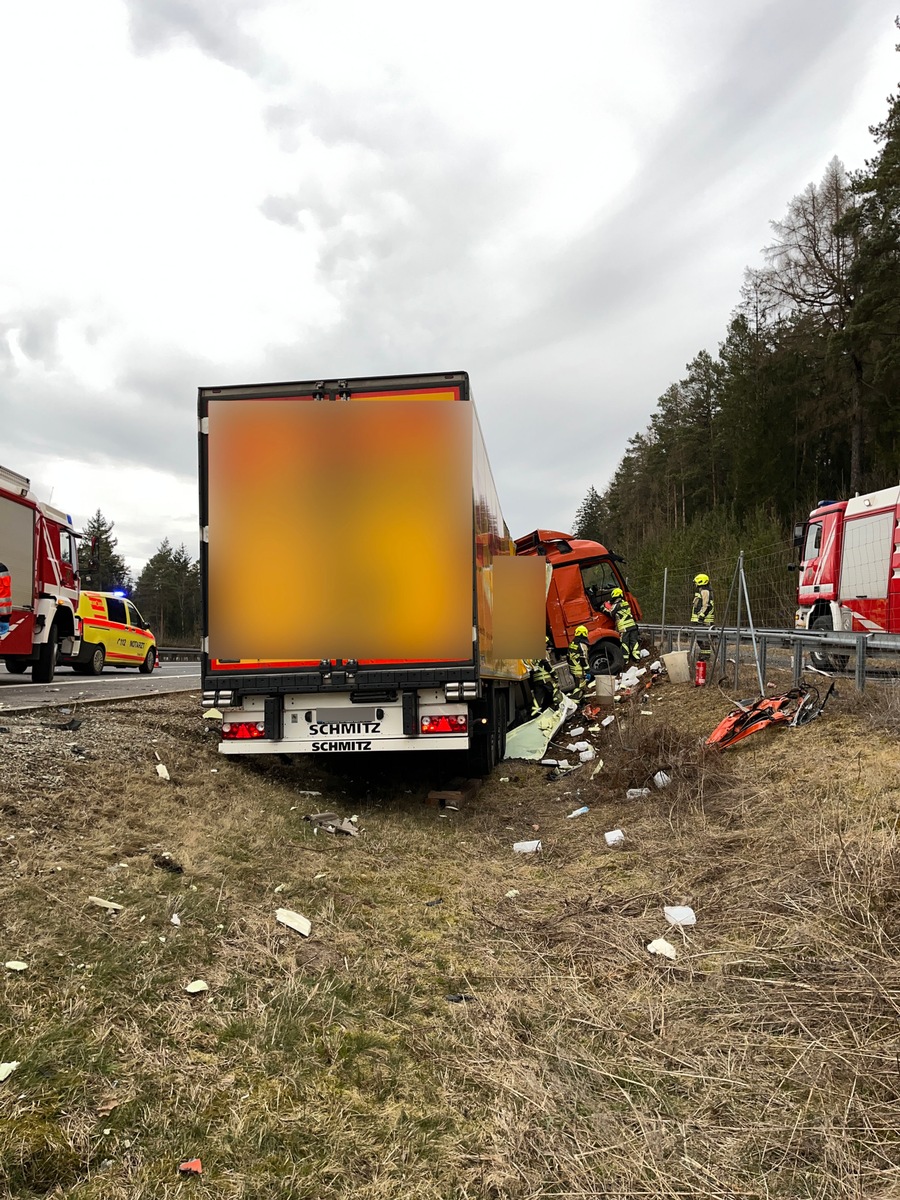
(514, 529), (641, 676)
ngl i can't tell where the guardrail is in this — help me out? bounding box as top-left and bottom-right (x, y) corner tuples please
(157, 646), (202, 662)
(644, 624), (900, 692)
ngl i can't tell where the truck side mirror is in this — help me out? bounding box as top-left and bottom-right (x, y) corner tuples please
(792, 524), (805, 549)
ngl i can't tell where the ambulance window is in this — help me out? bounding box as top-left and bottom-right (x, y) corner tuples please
(106, 598), (127, 624)
(128, 602), (147, 629)
(59, 530), (72, 565)
(803, 523), (822, 560)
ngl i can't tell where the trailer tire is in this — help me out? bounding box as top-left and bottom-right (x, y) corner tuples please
(810, 615), (848, 672)
(589, 641), (625, 677)
(495, 689), (508, 764)
(4, 659), (29, 674)
(33, 623), (58, 684)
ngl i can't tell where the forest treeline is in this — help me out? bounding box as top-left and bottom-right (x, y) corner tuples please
(574, 30), (900, 622)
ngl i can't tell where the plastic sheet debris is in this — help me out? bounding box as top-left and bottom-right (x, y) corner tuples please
(566, 806), (589, 818)
(185, 980), (209, 994)
(653, 771), (672, 789)
(178, 1158), (203, 1176)
(89, 896), (124, 912)
(604, 829), (625, 847)
(664, 905), (696, 927)
(156, 764), (170, 781)
(649, 660), (662, 672)
(276, 907), (312, 937)
(202, 708), (222, 719)
(513, 839), (542, 854)
(305, 812), (359, 836)
(4, 960), (27, 971)
(639, 648), (651, 658)
(626, 788), (651, 800)
(0, 1062), (20, 1082)
(505, 888), (520, 898)
(505, 694), (577, 760)
(170, 914), (181, 927)
(647, 938), (677, 960)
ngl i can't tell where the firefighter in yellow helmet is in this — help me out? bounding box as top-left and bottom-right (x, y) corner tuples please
(528, 637), (562, 715)
(691, 574), (714, 625)
(567, 624), (590, 689)
(605, 587), (641, 664)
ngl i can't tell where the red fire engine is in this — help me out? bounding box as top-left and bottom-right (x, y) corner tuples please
(795, 484), (900, 664)
(0, 464), (82, 682)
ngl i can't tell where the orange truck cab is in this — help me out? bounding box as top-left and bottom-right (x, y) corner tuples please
(514, 530), (642, 675)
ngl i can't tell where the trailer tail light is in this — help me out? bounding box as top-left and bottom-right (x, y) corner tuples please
(420, 714), (468, 734)
(222, 721), (266, 740)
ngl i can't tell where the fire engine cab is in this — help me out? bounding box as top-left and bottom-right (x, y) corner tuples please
(794, 484), (900, 665)
(0, 464), (82, 682)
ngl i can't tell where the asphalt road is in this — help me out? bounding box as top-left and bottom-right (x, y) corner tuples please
(0, 662), (201, 712)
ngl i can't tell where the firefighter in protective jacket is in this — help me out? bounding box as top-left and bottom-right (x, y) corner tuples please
(691, 574), (714, 625)
(528, 638), (562, 714)
(568, 625), (590, 688)
(606, 587), (640, 664)
(0, 561), (10, 636)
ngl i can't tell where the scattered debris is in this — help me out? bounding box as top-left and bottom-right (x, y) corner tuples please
(185, 980), (209, 994)
(96, 1095), (122, 1117)
(296, 790), (322, 796)
(591, 760), (604, 778)
(152, 853), (184, 874)
(56, 717), (82, 731)
(178, 1158), (203, 1176)
(425, 898), (443, 907)
(276, 907), (312, 937)
(4, 961), (27, 972)
(445, 993), (476, 1003)
(170, 913), (181, 927)
(578, 747), (596, 762)
(604, 829), (625, 847)
(0, 1062), (20, 1082)
(653, 770), (672, 789)
(601, 715), (615, 727)
(626, 788), (651, 800)
(499, 776), (510, 782)
(426, 779), (480, 809)
(88, 896), (124, 912)
(647, 938), (677, 960)
(305, 812), (359, 836)
(707, 683), (835, 749)
(664, 905), (697, 928)
(202, 708), (222, 719)
(156, 764), (170, 781)
(566, 806), (589, 819)
(513, 839), (542, 854)
(505, 888), (520, 898)
(568, 726), (585, 737)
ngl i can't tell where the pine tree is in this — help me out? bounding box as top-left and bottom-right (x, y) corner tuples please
(79, 511), (131, 592)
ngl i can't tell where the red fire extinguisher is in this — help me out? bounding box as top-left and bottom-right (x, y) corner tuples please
(694, 658), (707, 687)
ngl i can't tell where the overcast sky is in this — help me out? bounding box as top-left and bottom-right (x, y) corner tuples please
(1, 0), (897, 574)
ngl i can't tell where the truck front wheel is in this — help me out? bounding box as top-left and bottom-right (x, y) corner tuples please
(33, 623), (58, 684)
(589, 641), (625, 677)
(810, 615), (848, 672)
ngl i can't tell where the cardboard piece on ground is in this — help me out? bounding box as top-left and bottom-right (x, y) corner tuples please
(276, 907), (312, 937)
(0, 1062), (20, 1082)
(662, 651), (691, 684)
(89, 896), (124, 912)
(306, 812), (359, 836)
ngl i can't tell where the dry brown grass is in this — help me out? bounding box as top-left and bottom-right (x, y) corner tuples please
(1, 675), (899, 1197)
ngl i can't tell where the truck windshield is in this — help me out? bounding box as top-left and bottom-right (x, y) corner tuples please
(581, 560), (621, 610)
(803, 523), (822, 560)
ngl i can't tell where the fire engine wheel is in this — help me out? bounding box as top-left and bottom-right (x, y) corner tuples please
(809, 615), (848, 672)
(589, 641), (626, 677)
(32, 624), (58, 684)
(86, 644), (105, 676)
(139, 648), (156, 674)
(4, 658), (29, 674)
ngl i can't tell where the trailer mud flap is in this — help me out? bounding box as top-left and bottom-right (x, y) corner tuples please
(402, 690), (419, 737)
(264, 695), (283, 741)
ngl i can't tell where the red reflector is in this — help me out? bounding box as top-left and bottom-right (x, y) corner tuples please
(420, 714), (468, 734)
(222, 721), (266, 740)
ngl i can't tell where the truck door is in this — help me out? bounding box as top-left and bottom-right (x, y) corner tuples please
(799, 513), (839, 605)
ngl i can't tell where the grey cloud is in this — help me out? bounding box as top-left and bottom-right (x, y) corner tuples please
(122, 0), (275, 79)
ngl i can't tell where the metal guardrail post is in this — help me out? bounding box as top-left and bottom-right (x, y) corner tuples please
(759, 636), (768, 683)
(855, 634), (866, 692)
(792, 640), (803, 685)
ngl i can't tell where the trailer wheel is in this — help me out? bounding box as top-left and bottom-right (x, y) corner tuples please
(33, 623), (58, 684)
(495, 690), (508, 764)
(810, 615), (848, 672)
(4, 658), (29, 674)
(589, 641), (625, 677)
